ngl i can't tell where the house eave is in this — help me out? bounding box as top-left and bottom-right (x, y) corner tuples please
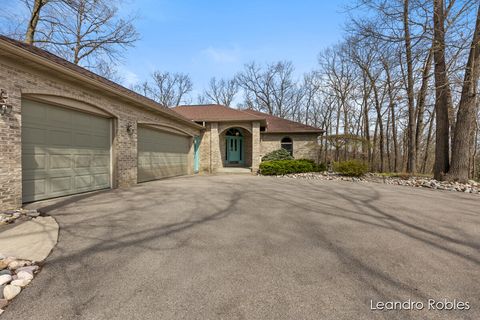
(0, 38), (204, 131)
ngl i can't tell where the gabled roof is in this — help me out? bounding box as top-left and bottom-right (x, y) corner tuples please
(173, 104), (324, 134)
(173, 104), (266, 122)
(0, 35), (202, 130)
(242, 109), (324, 133)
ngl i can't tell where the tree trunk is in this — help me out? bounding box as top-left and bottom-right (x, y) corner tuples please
(362, 74), (372, 165)
(403, 0), (417, 173)
(433, 0), (453, 180)
(415, 47), (433, 165)
(422, 109), (436, 174)
(25, 0), (48, 44)
(366, 71), (385, 172)
(448, 3), (480, 182)
(386, 106), (392, 172)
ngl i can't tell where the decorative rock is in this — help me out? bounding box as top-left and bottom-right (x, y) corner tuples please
(16, 271), (33, 281)
(2, 257), (16, 266)
(0, 299), (7, 309)
(0, 309), (4, 315)
(15, 266), (39, 274)
(0, 260), (7, 270)
(26, 210), (40, 217)
(0, 275), (12, 286)
(11, 279), (30, 288)
(8, 260), (31, 270)
(0, 285), (4, 299)
(0, 270), (11, 276)
(3, 285), (21, 300)
(275, 172), (479, 195)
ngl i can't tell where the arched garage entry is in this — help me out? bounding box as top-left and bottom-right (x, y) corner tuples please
(137, 125), (191, 182)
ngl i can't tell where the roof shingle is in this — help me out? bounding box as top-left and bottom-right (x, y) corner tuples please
(173, 104), (265, 122)
(242, 109), (324, 133)
(173, 104), (324, 134)
(0, 35), (200, 129)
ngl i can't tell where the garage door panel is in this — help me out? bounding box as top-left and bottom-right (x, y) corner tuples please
(22, 100), (111, 202)
(74, 175), (93, 189)
(138, 127), (189, 182)
(49, 154), (72, 169)
(50, 176), (73, 193)
(93, 173), (110, 187)
(23, 153), (46, 170)
(48, 130), (73, 146)
(22, 179), (46, 199)
(22, 126), (47, 144)
(23, 103), (47, 123)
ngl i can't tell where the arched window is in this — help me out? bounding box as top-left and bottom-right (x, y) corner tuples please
(281, 137), (293, 156)
(226, 128), (243, 136)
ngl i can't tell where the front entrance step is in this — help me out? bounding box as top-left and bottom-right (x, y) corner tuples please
(216, 167), (252, 174)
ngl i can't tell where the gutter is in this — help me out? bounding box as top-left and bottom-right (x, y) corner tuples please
(0, 39), (204, 131)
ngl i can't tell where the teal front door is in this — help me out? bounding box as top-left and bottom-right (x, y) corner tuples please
(226, 136), (243, 164)
(193, 136), (200, 173)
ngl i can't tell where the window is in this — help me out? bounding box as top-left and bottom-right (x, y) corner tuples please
(281, 137), (293, 156)
(226, 128), (243, 136)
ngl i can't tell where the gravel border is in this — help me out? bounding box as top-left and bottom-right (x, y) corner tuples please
(272, 172), (480, 194)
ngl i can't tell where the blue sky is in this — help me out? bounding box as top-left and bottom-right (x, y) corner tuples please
(119, 0), (349, 98)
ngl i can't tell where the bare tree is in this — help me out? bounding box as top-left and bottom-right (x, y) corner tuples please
(403, 0), (417, 173)
(133, 71), (193, 107)
(14, 0), (139, 79)
(448, 3), (480, 182)
(236, 61), (302, 117)
(200, 77), (238, 106)
(433, 0), (453, 180)
(25, 0), (49, 44)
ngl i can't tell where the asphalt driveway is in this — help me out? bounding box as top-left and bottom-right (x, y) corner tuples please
(4, 175), (479, 320)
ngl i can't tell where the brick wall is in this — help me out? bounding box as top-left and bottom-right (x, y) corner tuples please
(260, 133), (320, 162)
(0, 57), (200, 208)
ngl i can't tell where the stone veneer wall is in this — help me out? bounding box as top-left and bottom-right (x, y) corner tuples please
(197, 121), (261, 173)
(0, 57), (200, 208)
(260, 133), (320, 162)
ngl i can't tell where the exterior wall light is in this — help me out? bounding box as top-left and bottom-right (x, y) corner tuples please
(0, 89), (13, 116)
(126, 123), (135, 135)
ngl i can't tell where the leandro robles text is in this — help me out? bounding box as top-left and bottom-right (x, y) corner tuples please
(370, 299), (470, 311)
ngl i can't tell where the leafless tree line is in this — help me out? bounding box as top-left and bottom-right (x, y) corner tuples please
(2, 0), (139, 80)
(187, 0), (480, 182)
(3, 0), (480, 181)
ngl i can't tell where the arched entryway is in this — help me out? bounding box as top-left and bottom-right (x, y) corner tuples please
(225, 128), (244, 165)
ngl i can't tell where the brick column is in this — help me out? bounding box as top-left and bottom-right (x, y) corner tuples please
(210, 122), (221, 172)
(251, 122), (261, 173)
(116, 118), (137, 187)
(0, 87), (22, 208)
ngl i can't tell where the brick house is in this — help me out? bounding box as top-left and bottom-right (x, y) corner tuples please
(0, 35), (323, 208)
(173, 105), (324, 174)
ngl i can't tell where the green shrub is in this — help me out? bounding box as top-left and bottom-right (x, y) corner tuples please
(315, 162), (327, 172)
(259, 159), (327, 175)
(333, 160), (368, 177)
(261, 149), (294, 162)
(260, 160), (315, 176)
(259, 159), (316, 175)
(296, 159), (327, 172)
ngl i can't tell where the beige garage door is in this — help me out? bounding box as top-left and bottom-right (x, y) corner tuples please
(137, 127), (190, 182)
(22, 100), (111, 202)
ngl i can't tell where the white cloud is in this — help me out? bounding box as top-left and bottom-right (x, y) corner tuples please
(120, 68), (140, 87)
(201, 45), (241, 64)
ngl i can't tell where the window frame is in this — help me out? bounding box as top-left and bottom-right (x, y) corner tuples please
(281, 136), (293, 156)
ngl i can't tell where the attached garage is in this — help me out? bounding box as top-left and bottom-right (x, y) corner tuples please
(22, 100), (111, 202)
(137, 126), (190, 182)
